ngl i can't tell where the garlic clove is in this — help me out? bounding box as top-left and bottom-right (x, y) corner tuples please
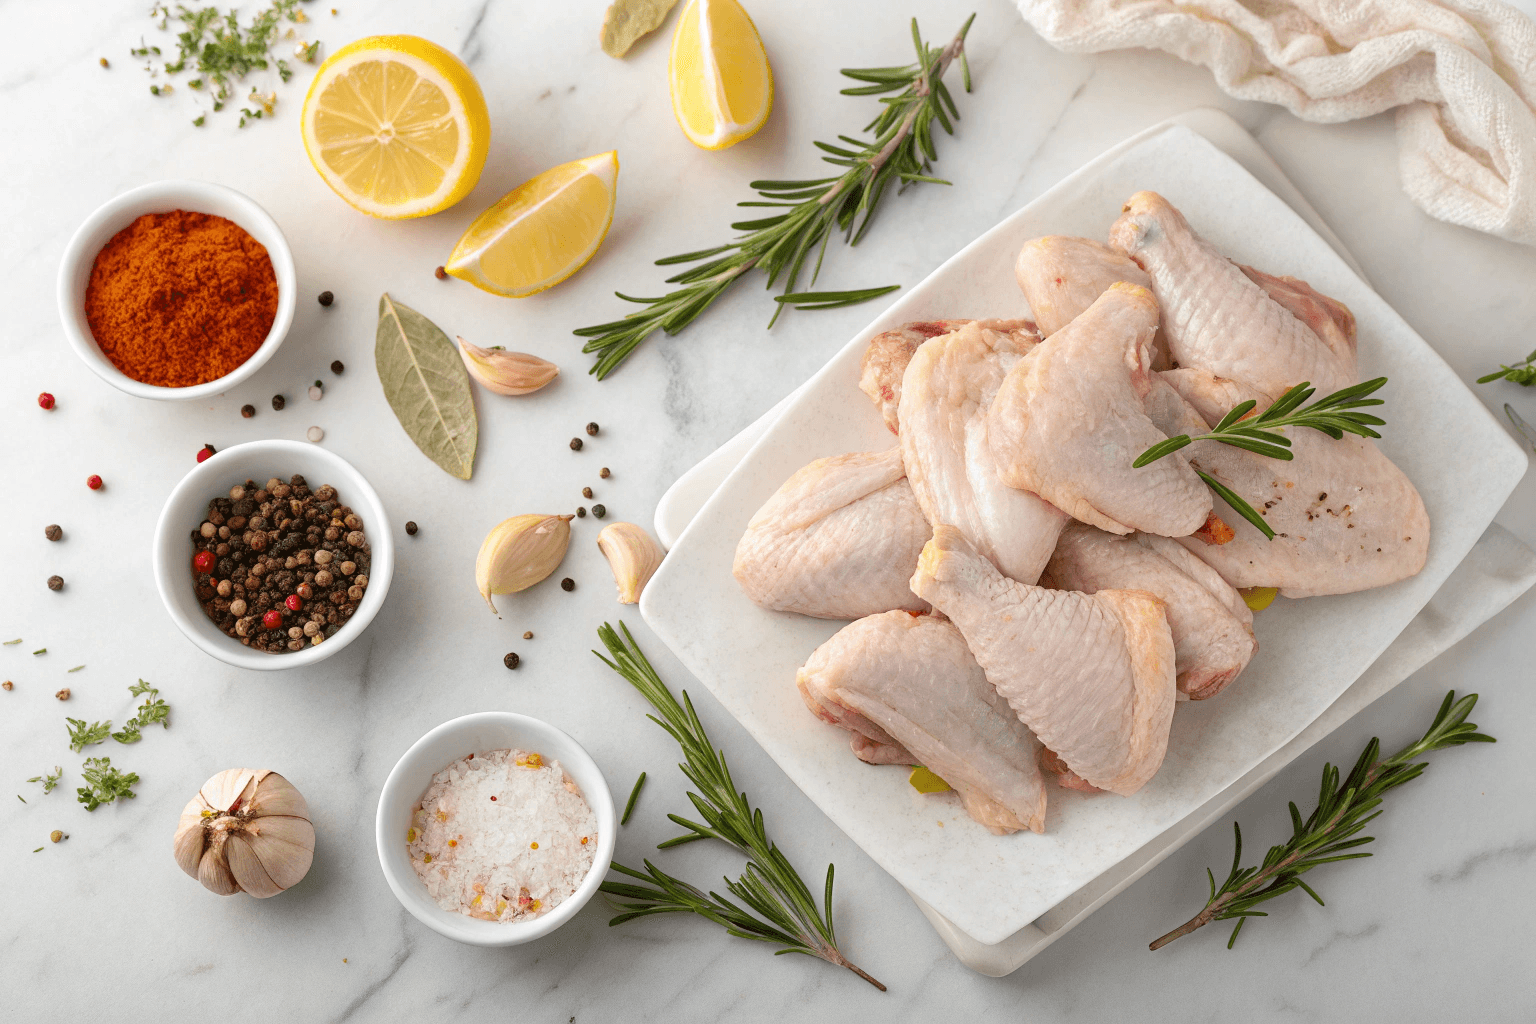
(173, 803), (208, 879)
(458, 337), (559, 396)
(596, 522), (665, 604)
(248, 774), (310, 819)
(198, 845), (241, 896)
(225, 832), (284, 898)
(475, 514), (574, 613)
(244, 816), (316, 890)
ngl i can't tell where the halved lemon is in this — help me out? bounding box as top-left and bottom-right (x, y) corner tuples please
(669, 0), (773, 151)
(301, 35), (490, 219)
(444, 152), (620, 298)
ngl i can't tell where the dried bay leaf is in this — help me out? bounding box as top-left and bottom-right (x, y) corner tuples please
(601, 0), (679, 57)
(375, 294), (478, 480)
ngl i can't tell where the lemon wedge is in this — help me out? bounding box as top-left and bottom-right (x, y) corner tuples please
(444, 151), (620, 298)
(668, 0), (773, 150)
(301, 35), (490, 219)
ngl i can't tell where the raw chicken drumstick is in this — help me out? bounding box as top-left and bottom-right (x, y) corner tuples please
(911, 526), (1178, 796)
(797, 610), (1048, 834)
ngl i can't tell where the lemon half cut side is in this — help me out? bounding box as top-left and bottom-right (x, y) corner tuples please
(669, 0), (773, 151)
(301, 35), (490, 220)
(445, 151), (621, 298)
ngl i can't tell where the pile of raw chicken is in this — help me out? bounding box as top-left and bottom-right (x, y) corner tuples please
(733, 192), (1430, 836)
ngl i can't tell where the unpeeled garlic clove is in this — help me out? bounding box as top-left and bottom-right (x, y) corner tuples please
(476, 514), (574, 613)
(596, 522), (664, 604)
(173, 769), (314, 899)
(458, 337), (559, 396)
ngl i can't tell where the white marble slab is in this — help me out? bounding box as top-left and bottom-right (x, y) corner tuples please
(3, 0), (1536, 1020)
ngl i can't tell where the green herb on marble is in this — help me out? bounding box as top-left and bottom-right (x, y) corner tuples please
(33, 648), (46, 656)
(1150, 690), (1494, 952)
(1477, 346), (1536, 386)
(138, 1), (316, 123)
(375, 294), (478, 480)
(77, 757), (140, 811)
(33, 847), (43, 853)
(593, 622), (885, 991)
(68, 665), (85, 673)
(28, 767), (64, 795)
(112, 681), (171, 744)
(3, 638), (21, 645)
(621, 771), (647, 826)
(574, 15), (977, 379)
(66, 718), (113, 754)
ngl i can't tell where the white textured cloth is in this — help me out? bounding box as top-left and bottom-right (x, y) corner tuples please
(1017, 0), (1536, 246)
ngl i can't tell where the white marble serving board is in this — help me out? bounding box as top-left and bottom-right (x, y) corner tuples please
(639, 123), (1529, 947)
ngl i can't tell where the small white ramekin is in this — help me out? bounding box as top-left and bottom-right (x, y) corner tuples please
(376, 713), (617, 947)
(57, 179), (297, 401)
(152, 439), (394, 671)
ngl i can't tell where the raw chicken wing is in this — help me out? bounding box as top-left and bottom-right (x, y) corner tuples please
(734, 448), (930, 618)
(911, 526), (1177, 796)
(1015, 236), (1153, 338)
(797, 611), (1047, 834)
(859, 320), (979, 434)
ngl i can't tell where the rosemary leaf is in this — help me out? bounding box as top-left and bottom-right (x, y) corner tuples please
(593, 623), (885, 990)
(576, 15), (977, 379)
(1150, 690), (1494, 951)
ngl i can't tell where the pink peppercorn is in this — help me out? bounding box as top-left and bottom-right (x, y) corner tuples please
(86, 475), (102, 490)
(193, 551), (215, 573)
(196, 444), (216, 463)
(37, 392), (55, 410)
(285, 594), (303, 612)
(262, 610), (283, 630)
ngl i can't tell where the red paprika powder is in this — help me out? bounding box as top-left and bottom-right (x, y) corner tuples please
(84, 210), (278, 388)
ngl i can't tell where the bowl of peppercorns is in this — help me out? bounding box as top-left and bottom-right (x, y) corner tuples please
(152, 440), (394, 670)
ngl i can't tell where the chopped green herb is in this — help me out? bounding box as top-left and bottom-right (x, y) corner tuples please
(144, 0), (313, 123)
(68, 665), (85, 673)
(3, 638), (21, 645)
(66, 718), (113, 753)
(33, 847), (43, 853)
(32, 648), (46, 656)
(27, 767), (64, 795)
(77, 757), (139, 811)
(111, 722), (142, 744)
(192, 114), (206, 126)
(17, 794), (25, 804)
(114, 681), (170, 744)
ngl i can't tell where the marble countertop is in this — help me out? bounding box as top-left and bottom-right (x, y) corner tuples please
(3, 1), (1534, 1020)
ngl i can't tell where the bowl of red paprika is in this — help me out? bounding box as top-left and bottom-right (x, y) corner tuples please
(57, 179), (296, 400)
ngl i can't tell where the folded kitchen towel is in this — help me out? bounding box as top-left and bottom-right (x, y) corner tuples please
(1016, 0), (1536, 246)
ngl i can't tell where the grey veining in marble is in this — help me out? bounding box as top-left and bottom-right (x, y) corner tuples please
(2, 0), (1534, 1021)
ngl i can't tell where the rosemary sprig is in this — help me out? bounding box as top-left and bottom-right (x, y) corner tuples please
(1150, 690), (1493, 951)
(1134, 377), (1388, 541)
(593, 623), (885, 991)
(1477, 347), (1536, 386)
(574, 15), (976, 379)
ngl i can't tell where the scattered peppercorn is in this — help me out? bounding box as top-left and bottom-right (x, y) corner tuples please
(570, 438), (583, 451)
(318, 291), (334, 307)
(100, 57), (110, 68)
(37, 392), (55, 410)
(576, 507), (587, 518)
(50, 830), (64, 843)
(86, 475), (103, 490)
(272, 394), (286, 410)
(586, 422), (599, 436)
(55, 689), (70, 701)
(331, 359), (345, 374)
(197, 444), (217, 463)
(523, 631), (533, 639)
(1, 681), (10, 691)
(435, 265), (448, 280)
(286, 594), (303, 612)
(47, 575), (64, 591)
(45, 525), (62, 542)
(193, 550), (216, 573)
(307, 426), (325, 442)
(405, 521), (418, 536)
(599, 467), (611, 479)
(592, 504), (606, 519)
(241, 404), (256, 419)
(561, 578), (575, 592)
(582, 487), (593, 499)
(504, 652), (520, 669)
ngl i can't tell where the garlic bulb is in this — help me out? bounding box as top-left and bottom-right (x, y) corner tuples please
(458, 337), (560, 396)
(597, 521), (665, 604)
(476, 514), (574, 613)
(173, 769), (315, 898)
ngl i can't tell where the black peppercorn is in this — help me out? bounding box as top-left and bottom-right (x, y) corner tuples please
(405, 521), (418, 536)
(504, 652), (520, 670)
(561, 578), (575, 592)
(582, 487), (593, 499)
(272, 394), (286, 411)
(592, 504), (606, 519)
(576, 507), (587, 518)
(599, 467), (611, 479)
(44, 524), (62, 542)
(331, 360), (345, 374)
(586, 422), (599, 436)
(47, 575), (63, 592)
(241, 404), (256, 418)
(569, 437), (583, 451)
(318, 291), (334, 307)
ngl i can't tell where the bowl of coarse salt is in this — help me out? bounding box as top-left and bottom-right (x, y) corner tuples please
(376, 712), (616, 946)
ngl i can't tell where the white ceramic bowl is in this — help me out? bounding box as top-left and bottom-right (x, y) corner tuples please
(57, 179), (296, 401)
(376, 713), (617, 946)
(152, 440), (394, 670)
